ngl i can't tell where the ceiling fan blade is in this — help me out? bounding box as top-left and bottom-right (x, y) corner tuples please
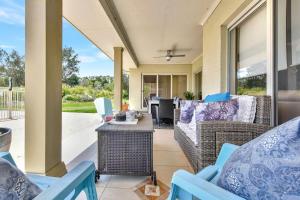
(153, 56), (166, 58)
(171, 54), (185, 57)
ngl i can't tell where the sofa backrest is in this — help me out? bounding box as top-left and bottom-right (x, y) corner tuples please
(254, 95), (271, 125)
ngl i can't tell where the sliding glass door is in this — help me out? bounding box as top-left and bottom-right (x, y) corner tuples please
(172, 75), (188, 99)
(142, 75), (157, 108)
(228, 4), (267, 95)
(142, 74), (187, 108)
(275, 0), (300, 124)
(158, 75), (171, 98)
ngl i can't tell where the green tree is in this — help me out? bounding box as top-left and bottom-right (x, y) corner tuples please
(66, 74), (80, 86)
(5, 50), (25, 87)
(62, 47), (80, 85)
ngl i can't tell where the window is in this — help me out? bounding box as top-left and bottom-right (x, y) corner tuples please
(142, 75), (157, 107)
(229, 4), (267, 95)
(158, 75), (171, 98)
(275, 0), (300, 124)
(172, 75), (187, 99)
(142, 74), (187, 108)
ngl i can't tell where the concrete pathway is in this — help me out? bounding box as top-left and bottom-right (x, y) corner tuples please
(0, 112), (101, 170)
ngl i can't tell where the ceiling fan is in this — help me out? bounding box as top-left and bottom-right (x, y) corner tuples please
(153, 50), (185, 62)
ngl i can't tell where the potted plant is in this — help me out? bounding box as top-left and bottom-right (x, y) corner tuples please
(0, 128), (12, 152)
(183, 91), (195, 100)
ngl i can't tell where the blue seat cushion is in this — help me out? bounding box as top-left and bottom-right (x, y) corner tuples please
(0, 158), (42, 199)
(217, 117), (300, 200)
(204, 92), (230, 103)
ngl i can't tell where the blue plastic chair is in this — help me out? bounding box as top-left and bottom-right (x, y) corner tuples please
(168, 143), (245, 200)
(0, 152), (98, 200)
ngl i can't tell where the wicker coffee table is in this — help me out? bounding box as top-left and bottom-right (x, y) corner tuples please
(95, 114), (156, 184)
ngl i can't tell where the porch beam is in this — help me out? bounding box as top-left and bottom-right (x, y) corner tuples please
(98, 0), (139, 67)
(25, 0), (66, 176)
(114, 47), (124, 111)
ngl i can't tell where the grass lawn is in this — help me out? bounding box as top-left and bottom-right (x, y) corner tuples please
(62, 102), (97, 113)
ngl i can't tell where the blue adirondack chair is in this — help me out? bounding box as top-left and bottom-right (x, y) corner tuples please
(168, 143), (245, 200)
(0, 152), (98, 200)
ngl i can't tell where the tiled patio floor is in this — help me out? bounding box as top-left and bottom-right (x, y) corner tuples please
(1, 113), (193, 199)
(70, 128), (193, 200)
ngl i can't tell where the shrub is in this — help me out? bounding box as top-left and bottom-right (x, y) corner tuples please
(63, 94), (93, 102)
(184, 91), (195, 100)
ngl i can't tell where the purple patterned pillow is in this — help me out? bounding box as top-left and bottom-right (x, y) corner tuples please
(180, 100), (199, 123)
(195, 99), (239, 121)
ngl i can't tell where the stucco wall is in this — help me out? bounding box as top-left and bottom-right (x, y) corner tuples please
(129, 64), (192, 110)
(202, 0), (252, 97)
(191, 55), (203, 94)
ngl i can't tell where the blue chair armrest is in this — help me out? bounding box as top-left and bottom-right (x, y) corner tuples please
(0, 152), (17, 166)
(215, 143), (239, 168)
(34, 161), (97, 200)
(196, 165), (219, 181)
(169, 170), (245, 200)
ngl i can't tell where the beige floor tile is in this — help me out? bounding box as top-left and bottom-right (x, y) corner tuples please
(153, 143), (181, 151)
(107, 175), (147, 189)
(75, 186), (104, 200)
(154, 165), (194, 187)
(96, 185), (105, 198)
(97, 175), (112, 187)
(154, 150), (190, 167)
(101, 188), (140, 200)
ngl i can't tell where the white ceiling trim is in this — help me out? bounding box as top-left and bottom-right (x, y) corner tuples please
(198, 0), (222, 26)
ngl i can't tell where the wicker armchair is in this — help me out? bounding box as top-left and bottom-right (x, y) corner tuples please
(174, 96), (272, 173)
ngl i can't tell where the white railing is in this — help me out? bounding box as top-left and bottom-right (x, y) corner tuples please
(0, 90), (25, 120)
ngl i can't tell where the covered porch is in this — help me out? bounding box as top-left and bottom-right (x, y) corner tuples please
(2, 0), (300, 199)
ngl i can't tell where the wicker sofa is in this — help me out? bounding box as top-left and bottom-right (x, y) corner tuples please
(174, 95), (272, 173)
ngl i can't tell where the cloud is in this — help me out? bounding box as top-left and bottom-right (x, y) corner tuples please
(79, 55), (98, 63)
(96, 52), (110, 60)
(79, 51), (111, 63)
(0, 0), (24, 25)
(0, 44), (15, 49)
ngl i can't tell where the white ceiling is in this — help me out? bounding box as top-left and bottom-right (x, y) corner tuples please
(63, 0), (136, 70)
(113, 0), (217, 64)
(63, 0), (219, 68)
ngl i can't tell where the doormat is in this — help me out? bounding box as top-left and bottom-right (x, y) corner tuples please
(134, 178), (170, 200)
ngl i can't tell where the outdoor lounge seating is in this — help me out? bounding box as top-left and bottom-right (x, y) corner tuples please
(169, 116), (300, 200)
(174, 95), (272, 172)
(168, 143), (241, 200)
(0, 152), (98, 200)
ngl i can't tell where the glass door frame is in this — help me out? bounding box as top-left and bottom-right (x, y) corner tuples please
(141, 73), (188, 109)
(273, 0), (300, 125)
(227, 0), (276, 125)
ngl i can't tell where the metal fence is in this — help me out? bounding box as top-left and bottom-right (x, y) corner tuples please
(0, 90), (25, 120)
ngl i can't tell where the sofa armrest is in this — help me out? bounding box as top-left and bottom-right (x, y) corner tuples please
(34, 161), (97, 200)
(174, 108), (180, 125)
(196, 121), (271, 142)
(169, 170), (245, 200)
(195, 121), (271, 168)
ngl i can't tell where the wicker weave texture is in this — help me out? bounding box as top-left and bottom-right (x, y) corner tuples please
(98, 131), (153, 176)
(96, 115), (154, 176)
(174, 96), (272, 172)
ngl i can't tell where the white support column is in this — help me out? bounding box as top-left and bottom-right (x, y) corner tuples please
(25, 0), (66, 176)
(113, 47), (124, 111)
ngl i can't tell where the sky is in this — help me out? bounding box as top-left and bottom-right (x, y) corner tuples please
(0, 0), (113, 77)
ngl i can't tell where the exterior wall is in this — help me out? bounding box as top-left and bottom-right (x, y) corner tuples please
(202, 0), (253, 97)
(129, 64), (192, 110)
(191, 55), (203, 94)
